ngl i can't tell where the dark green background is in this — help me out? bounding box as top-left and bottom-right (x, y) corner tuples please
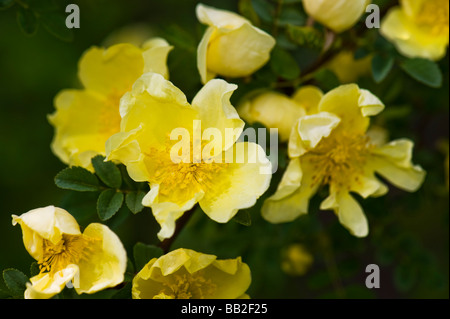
(0, 0), (448, 298)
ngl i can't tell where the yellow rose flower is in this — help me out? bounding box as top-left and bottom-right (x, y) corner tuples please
(325, 51), (372, 83)
(303, 0), (371, 33)
(196, 3), (276, 84)
(281, 244), (313, 276)
(132, 248), (251, 299)
(237, 86), (323, 142)
(12, 206), (127, 299)
(381, 0), (449, 61)
(48, 39), (173, 169)
(262, 84), (426, 237)
(105, 73), (271, 240)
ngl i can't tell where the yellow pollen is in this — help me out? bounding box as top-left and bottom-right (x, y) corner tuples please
(145, 138), (228, 197)
(307, 133), (372, 190)
(155, 272), (217, 299)
(98, 89), (125, 135)
(38, 234), (95, 276)
(414, 0), (449, 36)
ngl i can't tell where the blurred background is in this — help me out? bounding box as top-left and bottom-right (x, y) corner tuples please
(0, 0), (448, 298)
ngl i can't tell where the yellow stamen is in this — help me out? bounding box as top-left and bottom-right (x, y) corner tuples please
(145, 138), (228, 197)
(38, 234), (95, 276)
(414, 0), (449, 36)
(98, 89), (125, 135)
(155, 272), (217, 299)
(307, 133), (373, 190)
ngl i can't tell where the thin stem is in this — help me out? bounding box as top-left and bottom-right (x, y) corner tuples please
(159, 206), (197, 254)
(271, 0), (284, 37)
(318, 230), (346, 298)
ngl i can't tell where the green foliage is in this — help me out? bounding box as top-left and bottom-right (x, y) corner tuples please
(232, 210), (252, 226)
(0, 0), (448, 301)
(133, 243), (164, 271)
(125, 191), (146, 214)
(0, 0), (14, 10)
(16, 6), (37, 35)
(97, 189), (124, 221)
(371, 53), (394, 83)
(3, 0), (73, 41)
(286, 25), (324, 50)
(400, 58), (443, 88)
(40, 11), (74, 42)
(55, 166), (101, 192)
(2, 269), (28, 299)
(270, 46), (301, 80)
(92, 155), (122, 189)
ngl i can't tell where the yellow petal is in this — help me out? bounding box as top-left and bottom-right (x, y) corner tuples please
(25, 264), (79, 299)
(321, 191), (369, 237)
(380, 7), (449, 61)
(197, 26), (217, 84)
(369, 139), (426, 192)
(75, 223), (127, 294)
(204, 258), (251, 299)
(325, 51), (372, 83)
(291, 85), (323, 115)
(143, 185), (204, 241)
(349, 171), (388, 198)
(205, 22), (275, 78)
(191, 79), (244, 153)
(288, 111), (341, 157)
(132, 248), (251, 299)
(237, 91), (306, 142)
(318, 84), (384, 135)
(119, 73), (196, 152)
(262, 157), (319, 223)
(199, 142), (271, 223)
(142, 37), (173, 79)
(281, 244), (313, 276)
(196, 3), (249, 29)
(153, 249), (216, 276)
(302, 0), (371, 33)
(12, 206), (80, 260)
(78, 43), (144, 95)
(49, 89), (118, 168)
(105, 125), (149, 182)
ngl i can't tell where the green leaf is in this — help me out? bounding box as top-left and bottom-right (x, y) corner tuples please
(133, 243), (164, 271)
(400, 58), (443, 88)
(232, 210), (252, 226)
(372, 54), (394, 83)
(20, 0), (58, 13)
(16, 6), (38, 36)
(251, 0), (274, 22)
(40, 12), (74, 42)
(111, 282), (132, 299)
(161, 24), (196, 53)
(278, 7), (306, 26)
(314, 69), (340, 91)
(55, 166), (101, 192)
(354, 47), (370, 60)
(270, 46), (300, 80)
(0, 288), (10, 299)
(394, 264), (418, 292)
(30, 262), (40, 277)
(0, 0), (14, 10)
(59, 191), (98, 223)
(125, 191), (146, 214)
(286, 25), (324, 50)
(97, 189), (124, 221)
(238, 0), (260, 26)
(91, 155), (122, 189)
(3, 269), (29, 298)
